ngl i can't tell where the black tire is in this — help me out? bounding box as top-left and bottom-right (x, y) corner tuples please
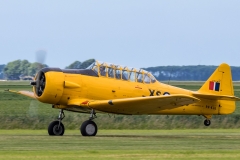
(80, 120), (98, 136)
(204, 119), (211, 126)
(48, 121), (65, 136)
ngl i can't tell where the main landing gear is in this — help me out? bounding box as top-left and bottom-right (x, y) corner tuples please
(80, 109), (98, 136)
(204, 119), (211, 126)
(203, 115), (212, 127)
(48, 109), (98, 136)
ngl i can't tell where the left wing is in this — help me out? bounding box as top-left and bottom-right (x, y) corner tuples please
(5, 89), (36, 99)
(86, 94), (200, 114)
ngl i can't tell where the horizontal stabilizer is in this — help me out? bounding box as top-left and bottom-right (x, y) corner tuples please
(192, 92), (240, 101)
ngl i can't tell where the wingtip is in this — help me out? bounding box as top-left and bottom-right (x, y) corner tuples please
(4, 89), (9, 92)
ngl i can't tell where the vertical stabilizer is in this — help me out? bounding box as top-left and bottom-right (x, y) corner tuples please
(198, 63), (234, 96)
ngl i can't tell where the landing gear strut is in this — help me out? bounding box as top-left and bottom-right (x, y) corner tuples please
(80, 109), (98, 136)
(48, 109), (65, 136)
(204, 119), (211, 126)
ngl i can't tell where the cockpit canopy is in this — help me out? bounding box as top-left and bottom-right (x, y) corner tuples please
(87, 61), (156, 84)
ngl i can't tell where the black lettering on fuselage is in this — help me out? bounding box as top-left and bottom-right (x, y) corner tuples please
(149, 89), (155, 96)
(156, 91), (161, 96)
(149, 89), (162, 96)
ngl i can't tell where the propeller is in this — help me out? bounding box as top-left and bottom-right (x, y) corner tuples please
(36, 50), (47, 72)
(31, 50), (47, 96)
(36, 71), (46, 96)
(27, 100), (39, 118)
(28, 50), (47, 118)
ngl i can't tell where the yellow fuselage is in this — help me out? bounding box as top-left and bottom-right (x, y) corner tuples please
(35, 71), (235, 116)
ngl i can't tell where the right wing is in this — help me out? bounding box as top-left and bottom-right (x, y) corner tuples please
(86, 94), (200, 114)
(5, 89), (200, 115)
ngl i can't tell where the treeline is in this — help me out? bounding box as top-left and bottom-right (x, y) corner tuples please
(0, 59), (95, 80)
(144, 65), (240, 81)
(65, 59), (95, 69)
(3, 60), (48, 80)
(1, 59), (240, 80)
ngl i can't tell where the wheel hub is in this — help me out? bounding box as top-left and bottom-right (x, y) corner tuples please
(86, 124), (95, 135)
(53, 125), (63, 135)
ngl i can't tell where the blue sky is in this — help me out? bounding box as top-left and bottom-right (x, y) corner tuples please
(0, 0), (240, 68)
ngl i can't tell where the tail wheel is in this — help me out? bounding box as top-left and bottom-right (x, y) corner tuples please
(80, 120), (98, 136)
(204, 119), (211, 126)
(48, 121), (65, 136)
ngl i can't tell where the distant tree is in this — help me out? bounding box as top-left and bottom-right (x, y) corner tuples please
(65, 61), (82, 69)
(0, 64), (5, 79)
(143, 65), (218, 81)
(20, 60), (31, 76)
(79, 59), (95, 69)
(4, 60), (22, 80)
(0, 64), (5, 71)
(65, 59), (95, 69)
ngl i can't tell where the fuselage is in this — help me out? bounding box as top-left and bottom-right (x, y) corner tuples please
(63, 73), (225, 115)
(32, 66), (235, 116)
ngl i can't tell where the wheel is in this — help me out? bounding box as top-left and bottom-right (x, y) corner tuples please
(80, 120), (98, 136)
(204, 119), (211, 126)
(48, 121), (65, 136)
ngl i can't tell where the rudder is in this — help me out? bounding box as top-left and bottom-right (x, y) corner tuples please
(198, 63), (234, 96)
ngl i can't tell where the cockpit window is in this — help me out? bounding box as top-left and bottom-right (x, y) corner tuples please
(115, 69), (121, 79)
(87, 60), (157, 83)
(108, 67), (114, 78)
(136, 72), (143, 83)
(122, 70), (129, 80)
(86, 62), (96, 69)
(144, 74), (150, 84)
(149, 74), (156, 83)
(100, 65), (107, 76)
(92, 66), (98, 75)
(129, 71), (135, 82)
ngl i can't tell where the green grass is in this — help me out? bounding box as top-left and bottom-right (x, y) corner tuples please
(1, 81), (240, 159)
(0, 129), (240, 159)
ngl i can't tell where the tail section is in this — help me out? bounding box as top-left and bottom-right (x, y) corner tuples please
(198, 63), (234, 96)
(196, 63), (239, 115)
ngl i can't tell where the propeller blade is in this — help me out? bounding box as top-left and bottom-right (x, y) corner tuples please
(27, 100), (39, 118)
(36, 50), (47, 72)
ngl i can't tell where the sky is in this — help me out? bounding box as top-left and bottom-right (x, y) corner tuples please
(0, 0), (240, 68)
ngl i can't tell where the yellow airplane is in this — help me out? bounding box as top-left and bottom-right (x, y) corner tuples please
(7, 61), (240, 136)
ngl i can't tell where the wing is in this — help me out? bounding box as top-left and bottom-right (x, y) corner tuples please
(86, 94), (200, 115)
(5, 89), (36, 99)
(192, 92), (240, 101)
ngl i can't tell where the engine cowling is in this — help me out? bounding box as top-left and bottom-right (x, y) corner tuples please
(32, 68), (65, 104)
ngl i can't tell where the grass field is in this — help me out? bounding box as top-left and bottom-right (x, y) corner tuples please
(1, 81), (240, 159)
(1, 129), (240, 160)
